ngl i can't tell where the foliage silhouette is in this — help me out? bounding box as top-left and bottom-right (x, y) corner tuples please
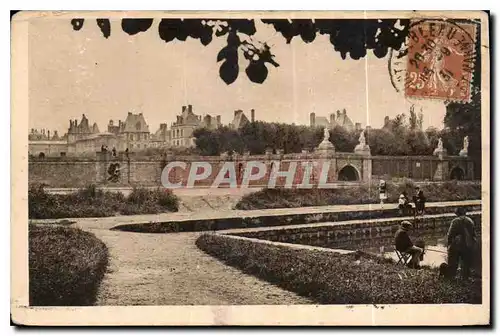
(72, 18), (410, 84)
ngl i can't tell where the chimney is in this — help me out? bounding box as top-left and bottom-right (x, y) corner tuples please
(216, 115), (221, 124)
(384, 116), (390, 126)
(343, 108), (347, 115)
(188, 104), (193, 113)
(109, 119), (114, 126)
(310, 112), (315, 127)
(355, 122), (361, 131)
(182, 105), (187, 113)
(329, 113), (335, 125)
(47, 130), (50, 139)
(128, 112), (132, 116)
(139, 113), (143, 116)
(250, 109), (255, 122)
(336, 110), (341, 117)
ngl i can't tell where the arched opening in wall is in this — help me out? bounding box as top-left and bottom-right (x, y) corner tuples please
(450, 167), (465, 180)
(338, 165), (360, 181)
(38, 152), (45, 159)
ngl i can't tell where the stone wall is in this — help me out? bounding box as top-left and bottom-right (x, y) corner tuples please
(29, 160), (99, 188)
(229, 212), (482, 250)
(28, 151), (476, 188)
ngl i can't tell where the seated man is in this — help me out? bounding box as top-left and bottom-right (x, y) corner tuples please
(394, 221), (423, 268)
(398, 192), (412, 216)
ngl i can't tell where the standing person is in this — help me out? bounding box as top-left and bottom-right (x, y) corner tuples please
(446, 207), (476, 279)
(112, 147), (117, 157)
(414, 186), (426, 215)
(379, 180), (387, 208)
(394, 221), (423, 269)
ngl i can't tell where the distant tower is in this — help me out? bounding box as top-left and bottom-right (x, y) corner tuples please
(250, 109), (255, 123)
(384, 116), (390, 128)
(329, 113), (335, 126)
(310, 112), (316, 127)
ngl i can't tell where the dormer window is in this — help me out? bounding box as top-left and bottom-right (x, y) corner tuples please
(136, 122), (141, 131)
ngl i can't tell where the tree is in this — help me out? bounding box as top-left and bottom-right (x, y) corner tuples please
(443, 30), (482, 179)
(71, 18), (409, 84)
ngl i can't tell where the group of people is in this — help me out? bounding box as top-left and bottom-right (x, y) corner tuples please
(101, 145), (117, 157)
(394, 207), (477, 279)
(398, 187), (426, 216)
(377, 180), (426, 216)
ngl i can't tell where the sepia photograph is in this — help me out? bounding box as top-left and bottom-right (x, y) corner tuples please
(11, 10), (490, 326)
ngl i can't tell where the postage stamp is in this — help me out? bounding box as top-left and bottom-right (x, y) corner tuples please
(11, 11), (490, 327)
(389, 19), (478, 103)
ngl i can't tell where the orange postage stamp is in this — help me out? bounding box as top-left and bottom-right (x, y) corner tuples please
(404, 19), (477, 103)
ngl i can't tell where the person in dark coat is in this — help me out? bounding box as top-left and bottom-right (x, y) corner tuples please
(446, 207), (476, 279)
(394, 221), (423, 268)
(413, 187), (426, 215)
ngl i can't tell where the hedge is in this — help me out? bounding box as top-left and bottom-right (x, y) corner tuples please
(196, 233), (482, 304)
(235, 180), (482, 210)
(29, 184), (179, 219)
(29, 225), (109, 306)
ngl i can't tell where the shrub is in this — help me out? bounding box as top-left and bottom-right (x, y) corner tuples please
(29, 225), (109, 306)
(235, 181), (481, 210)
(196, 233), (481, 304)
(29, 185), (179, 219)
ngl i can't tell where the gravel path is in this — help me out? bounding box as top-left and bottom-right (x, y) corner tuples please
(92, 229), (312, 305)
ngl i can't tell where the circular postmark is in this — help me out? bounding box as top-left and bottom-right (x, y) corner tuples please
(389, 19), (477, 103)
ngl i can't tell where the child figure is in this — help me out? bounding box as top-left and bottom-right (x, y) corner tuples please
(379, 180), (387, 208)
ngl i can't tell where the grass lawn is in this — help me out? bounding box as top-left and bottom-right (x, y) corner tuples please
(196, 233), (482, 304)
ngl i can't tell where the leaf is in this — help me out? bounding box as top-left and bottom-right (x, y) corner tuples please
(217, 47), (229, 62)
(183, 19), (213, 45)
(245, 61), (268, 84)
(96, 19), (111, 38)
(229, 19), (256, 36)
(158, 19), (178, 43)
(121, 18), (153, 35)
(373, 45), (388, 58)
(199, 33), (213, 46)
(71, 19), (84, 31)
(219, 59), (239, 85)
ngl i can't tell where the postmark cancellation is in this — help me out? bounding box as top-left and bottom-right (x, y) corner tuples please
(390, 19), (478, 103)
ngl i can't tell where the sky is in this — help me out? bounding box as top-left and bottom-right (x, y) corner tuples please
(28, 18), (448, 136)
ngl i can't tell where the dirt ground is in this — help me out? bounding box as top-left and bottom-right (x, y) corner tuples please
(92, 229), (312, 305)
